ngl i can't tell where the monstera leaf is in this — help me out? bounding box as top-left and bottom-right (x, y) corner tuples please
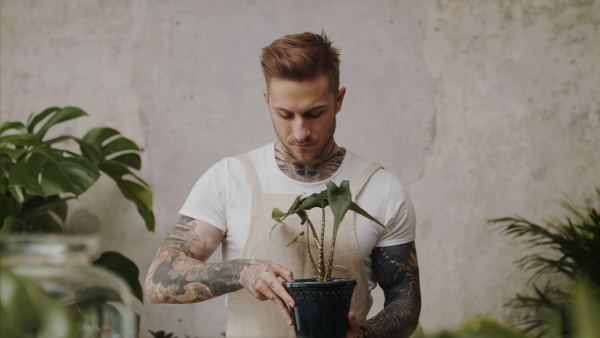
(0, 106), (154, 232)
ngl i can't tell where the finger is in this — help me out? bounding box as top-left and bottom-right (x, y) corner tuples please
(346, 312), (363, 338)
(264, 291), (293, 326)
(267, 276), (296, 309)
(271, 263), (294, 282)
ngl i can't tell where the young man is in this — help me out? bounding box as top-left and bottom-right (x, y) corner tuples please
(145, 32), (420, 338)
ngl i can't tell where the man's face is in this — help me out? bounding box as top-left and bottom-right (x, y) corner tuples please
(263, 75), (346, 165)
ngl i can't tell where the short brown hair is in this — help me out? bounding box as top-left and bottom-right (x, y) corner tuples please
(261, 32), (340, 94)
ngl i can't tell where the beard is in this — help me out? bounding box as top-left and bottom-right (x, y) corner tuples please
(276, 116), (337, 165)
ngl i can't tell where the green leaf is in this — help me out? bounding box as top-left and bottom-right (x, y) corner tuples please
(326, 181), (352, 233)
(74, 138), (102, 166)
(27, 107), (60, 133)
(0, 215), (17, 233)
(272, 207), (286, 222)
(42, 136), (103, 166)
(36, 213), (64, 233)
(36, 149), (100, 197)
(51, 198), (69, 222)
(100, 160), (148, 187)
(102, 136), (139, 156)
(19, 196), (72, 219)
(112, 178), (154, 232)
(0, 266), (78, 338)
(99, 160), (154, 231)
(299, 195), (328, 211)
(141, 205), (156, 232)
(0, 193), (12, 226)
(82, 127), (119, 148)
(0, 133), (40, 147)
(8, 150), (100, 198)
(348, 201), (390, 232)
(572, 279), (600, 338)
(92, 251), (144, 303)
(117, 180), (153, 212)
(286, 231), (305, 247)
(0, 121), (26, 135)
(8, 186), (25, 204)
(35, 107), (88, 140)
(0, 147), (27, 160)
(109, 153), (142, 170)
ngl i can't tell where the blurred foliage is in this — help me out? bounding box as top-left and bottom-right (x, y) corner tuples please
(0, 266), (78, 338)
(0, 106), (154, 304)
(488, 189), (600, 337)
(411, 279), (599, 338)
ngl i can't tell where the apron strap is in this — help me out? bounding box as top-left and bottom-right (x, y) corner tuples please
(237, 153), (262, 193)
(351, 162), (384, 199)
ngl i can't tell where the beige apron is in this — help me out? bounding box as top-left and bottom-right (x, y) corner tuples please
(225, 153), (383, 337)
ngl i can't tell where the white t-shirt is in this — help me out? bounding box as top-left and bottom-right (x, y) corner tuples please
(180, 142), (416, 291)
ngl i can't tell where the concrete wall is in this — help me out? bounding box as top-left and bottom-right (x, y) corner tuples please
(1, 0), (598, 336)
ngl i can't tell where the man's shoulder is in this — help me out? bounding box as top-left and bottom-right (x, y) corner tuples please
(211, 143), (273, 169)
(344, 150), (409, 198)
(245, 142), (274, 159)
(344, 149), (393, 181)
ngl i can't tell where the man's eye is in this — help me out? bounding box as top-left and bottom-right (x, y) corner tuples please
(309, 112), (323, 118)
(281, 114), (293, 119)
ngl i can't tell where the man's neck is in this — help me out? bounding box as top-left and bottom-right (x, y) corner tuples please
(274, 141), (346, 183)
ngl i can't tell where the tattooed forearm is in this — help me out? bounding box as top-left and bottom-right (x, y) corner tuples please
(144, 216), (268, 304)
(364, 242), (421, 338)
(274, 142), (346, 182)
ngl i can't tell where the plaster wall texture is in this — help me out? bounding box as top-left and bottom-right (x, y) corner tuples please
(1, 0), (598, 337)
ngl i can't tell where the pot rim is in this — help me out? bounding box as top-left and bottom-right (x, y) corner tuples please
(283, 278), (356, 289)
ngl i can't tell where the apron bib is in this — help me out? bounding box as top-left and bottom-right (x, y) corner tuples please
(226, 154), (382, 337)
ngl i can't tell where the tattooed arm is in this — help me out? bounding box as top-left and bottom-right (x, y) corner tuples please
(347, 241), (421, 338)
(144, 216), (296, 325)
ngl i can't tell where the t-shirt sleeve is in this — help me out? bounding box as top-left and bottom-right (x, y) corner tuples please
(179, 160), (229, 232)
(375, 175), (416, 247)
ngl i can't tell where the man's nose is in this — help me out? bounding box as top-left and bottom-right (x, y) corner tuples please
(292, 118), (311, 142)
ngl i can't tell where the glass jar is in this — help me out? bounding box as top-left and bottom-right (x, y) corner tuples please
(0, 235), (137, 338)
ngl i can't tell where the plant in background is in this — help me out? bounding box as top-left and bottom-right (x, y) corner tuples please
(0, 106), (154, 233)
(489, 189), (600, 337)
(411, 279), (600, 338)
(0, 106), (155, 302)
(0, 266), (78, 338)
(272, 180), (389, 282)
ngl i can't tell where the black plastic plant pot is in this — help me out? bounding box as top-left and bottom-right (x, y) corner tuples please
(283, 278), (357, 338)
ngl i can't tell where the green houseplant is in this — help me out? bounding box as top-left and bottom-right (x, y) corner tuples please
(0, 106), (154, 334)
(489, 189), (600, 337)
(271, 180), (389, 337)
(0, 106), (154, 234)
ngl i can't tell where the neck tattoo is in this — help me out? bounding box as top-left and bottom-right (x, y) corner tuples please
(274, 143), (346, 183)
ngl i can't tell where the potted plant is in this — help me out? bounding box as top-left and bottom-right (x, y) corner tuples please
(272, 180), (389, 338)
(0, 106), (154, 332)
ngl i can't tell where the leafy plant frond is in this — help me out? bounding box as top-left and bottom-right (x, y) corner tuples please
(0, 107), (155, 233)
(490, 188), (600, 337)
(272, 180), (386, 282)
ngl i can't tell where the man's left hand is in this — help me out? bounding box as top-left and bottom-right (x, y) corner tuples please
(346, 311), (365, 338)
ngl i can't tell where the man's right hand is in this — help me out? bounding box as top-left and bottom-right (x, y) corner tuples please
(238, 260), (296, 326)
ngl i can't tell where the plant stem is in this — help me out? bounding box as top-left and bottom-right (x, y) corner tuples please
(326, 227), (337, 281)
(317, 204), (326, 281)
(306, 220), (318, 278)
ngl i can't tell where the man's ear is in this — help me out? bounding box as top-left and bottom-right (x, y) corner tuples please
(335, 87), (346, 114)
(263, 89), (269, 105)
